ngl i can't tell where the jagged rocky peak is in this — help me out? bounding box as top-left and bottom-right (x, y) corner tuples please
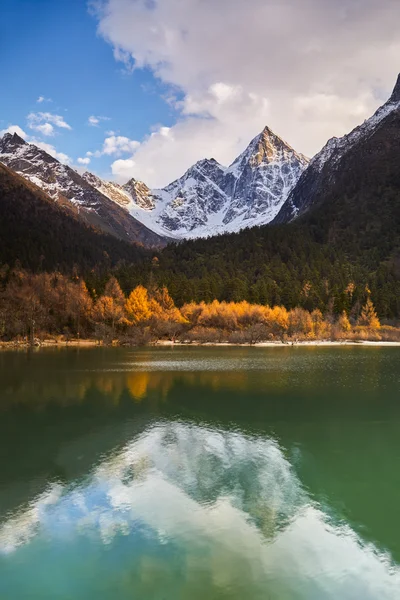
(191, 158), (228, 188)
(193, 157), (224, 171)
(165, 157), (226, 189)
(229, 125), (308, 175)
(273, 72), (400, 225)
(0, 132), (27, 152)
(82, 170), (103, 188)
(252, 126), (294, 163)
(81, 171), (134, 209)
(390, 73), (400, 104)
(0, 139), (166, 246)
(123, 177), (155, 210)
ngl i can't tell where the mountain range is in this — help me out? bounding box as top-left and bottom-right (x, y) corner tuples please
(1, 76), (399, 250)
(274, 73), (400, 224)
(152, 74), (400, 314)
(0, 74), (399, 317)
(83, 127), (308, 239)
(0, 125), (309, 243)
(0, 161), (148, 272)
(0, 133), (166, 247)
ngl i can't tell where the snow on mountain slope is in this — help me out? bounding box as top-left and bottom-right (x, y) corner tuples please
(274, 73), (400, 223)
(82, 171), (132, 208)
(222, 127), (308, 229)
(0, 133), (166, 247)
(85, 126), (309, 240)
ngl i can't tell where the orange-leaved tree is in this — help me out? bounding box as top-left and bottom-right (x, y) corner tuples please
(338, 311), (352, 333)
(93, 277), (126, 338)
(126, 285), (152, 325)
(358, 298), (380, 329)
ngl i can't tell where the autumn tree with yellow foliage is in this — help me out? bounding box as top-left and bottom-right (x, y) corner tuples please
(125, 285), (152, 325)
(358, 298), (380, 329)
(1, 270), (399, 345)
(92, 277), (126, 338)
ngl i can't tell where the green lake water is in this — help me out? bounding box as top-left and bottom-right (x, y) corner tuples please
(0, 346), (399, 599)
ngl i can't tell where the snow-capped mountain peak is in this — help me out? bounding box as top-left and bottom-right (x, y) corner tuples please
(0, 132), (26, 153)
(122, 178), (155, 210)
(0, 124), (308, 242)
(90, 125), (309, 239)
(229, 126), (307, 173)
(218, 127), (309, 230)
(309, 75), (400, 175)
(0, 134), (166, 246)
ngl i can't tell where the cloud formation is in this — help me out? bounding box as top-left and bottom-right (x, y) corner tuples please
(0, 124), (28, 138)
(92, 0), (400, 187)
(77, 157), (91, 165)
(27, 112), (72, 136)
(37, 96), (52, 104)
(87, 134), (140, 162)
(31, 140), (71, 164)
(0, 123), (71, 164)
(88, 115), (110, 126)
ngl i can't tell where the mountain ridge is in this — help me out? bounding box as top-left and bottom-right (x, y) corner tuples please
(84, 125), (309, 239)
(274, 73), (400, 223)
(0, 133), (167, 247)
(0, 161), (149, 272)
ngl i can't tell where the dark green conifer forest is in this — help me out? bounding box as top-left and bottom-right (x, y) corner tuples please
(1, 156), (399, 321)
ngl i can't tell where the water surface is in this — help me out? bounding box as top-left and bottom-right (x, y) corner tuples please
(0, 346), (399, 599)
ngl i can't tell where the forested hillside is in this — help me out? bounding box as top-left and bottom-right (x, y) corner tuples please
(143, 221), (399, 320)
(141, 104), (400, 319)
(0, 163), (149, 272)
(1, 145), (399, 321)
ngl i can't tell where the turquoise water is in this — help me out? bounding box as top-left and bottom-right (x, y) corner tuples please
(0, 346), (399, 599)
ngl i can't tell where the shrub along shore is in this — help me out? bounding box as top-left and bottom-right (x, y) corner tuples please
(1, 270), (399, 347)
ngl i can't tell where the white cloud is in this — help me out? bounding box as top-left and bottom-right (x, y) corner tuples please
(111, 158), (136, 180)
(27, 112), (72, 134)
(111, 88), (271, 186)
(92, 0), (400, 187)
(102, 135), (140, 155)
(32, 140), (71, 164)
(37, 96), (52, 104)
(86, 134), (140, 165)
(88, 116), (100, 126)
(0, 124), (28, 139)
(77, 157), (91, 165)
(88, 115), (110, 126)
(34, 123), (55, 137)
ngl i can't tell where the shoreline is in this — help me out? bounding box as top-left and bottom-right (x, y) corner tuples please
(1, 339), (400, 350)
(157, 340), (400, 347)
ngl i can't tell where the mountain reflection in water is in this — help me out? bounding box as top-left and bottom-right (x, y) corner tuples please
(0, 347), (399, 599)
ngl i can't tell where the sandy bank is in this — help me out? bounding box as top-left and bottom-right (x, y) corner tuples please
(156, 340), (400, 347)
(1, 339), (400, 350)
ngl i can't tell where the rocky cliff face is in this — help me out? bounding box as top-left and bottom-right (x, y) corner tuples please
(84, 126), (308, 239)
(222, 127), (308, 230)
(0, 134), (166, 247)
(0, 124), (308, 242)
(274, 74), (400, 224)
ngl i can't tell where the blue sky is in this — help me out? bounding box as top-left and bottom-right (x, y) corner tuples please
(1, 0), (399, 187)
(0, 0), (179, 179)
